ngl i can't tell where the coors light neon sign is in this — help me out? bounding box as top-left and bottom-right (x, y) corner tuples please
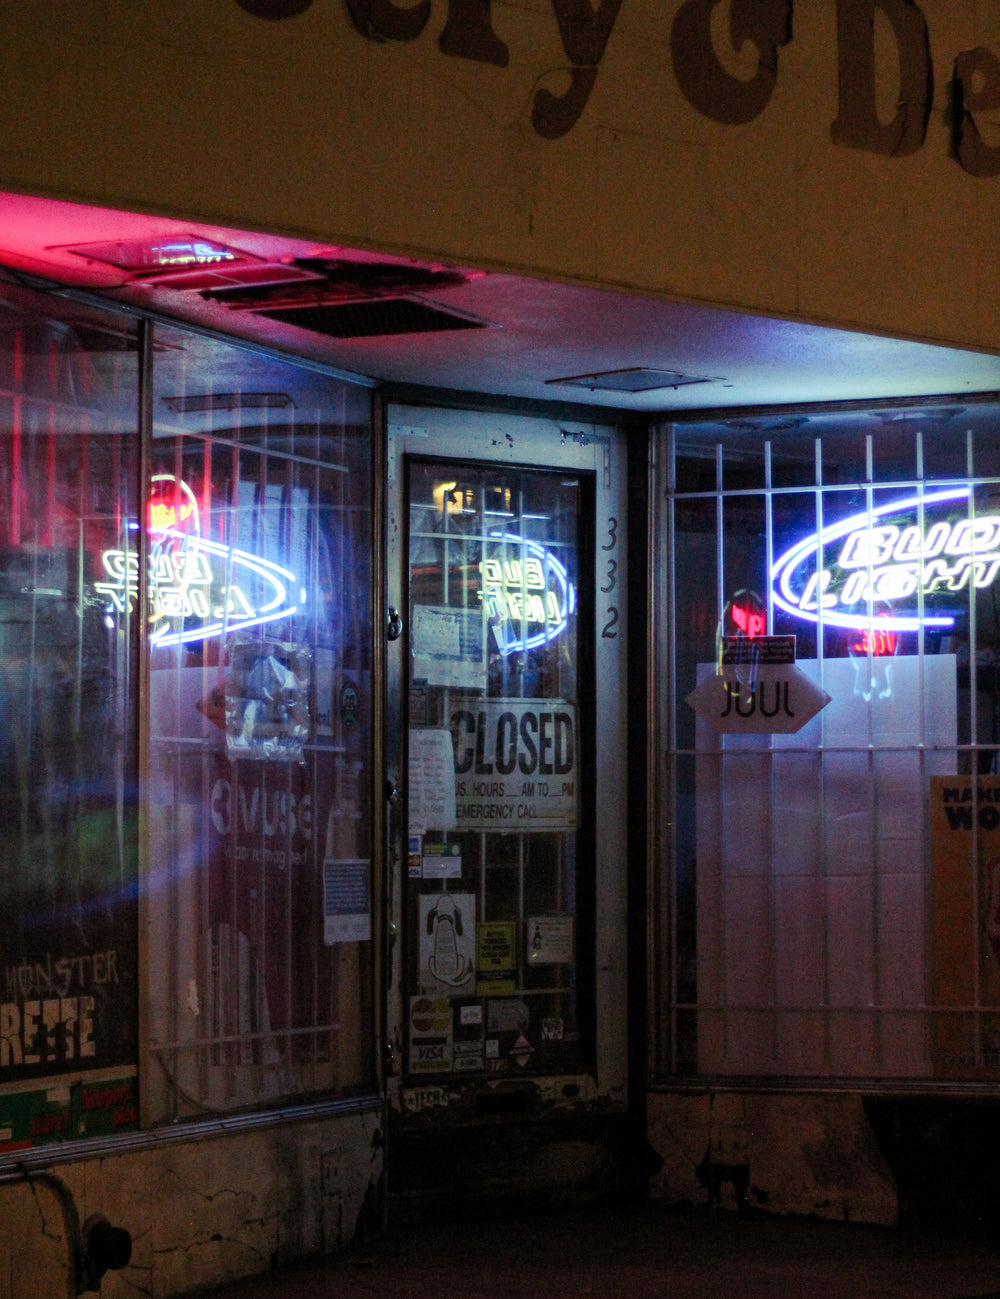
(771, 487), (1000, 633)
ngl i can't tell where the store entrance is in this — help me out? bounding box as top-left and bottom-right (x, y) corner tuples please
(383, 405), (631, 1220)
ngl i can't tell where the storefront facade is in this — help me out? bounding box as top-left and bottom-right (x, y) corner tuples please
(4, 0), (1000, 1293)
(648, 404), (1000, 1225)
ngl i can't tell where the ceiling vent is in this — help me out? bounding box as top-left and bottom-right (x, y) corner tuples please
(201, 258), (471, 307)
(194, 258), (491, 339)
(253, 296), (488, 340)
(56, 234), (325, 294)
(134, 263), (324, 293)
(546, 367), (719, 393)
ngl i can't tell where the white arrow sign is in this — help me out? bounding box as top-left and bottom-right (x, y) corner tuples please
(686, 664), (831, 734)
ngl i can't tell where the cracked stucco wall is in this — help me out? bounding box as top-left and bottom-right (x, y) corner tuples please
(0, 1108), (383, 1299)
(646, 1090), (897, 1225)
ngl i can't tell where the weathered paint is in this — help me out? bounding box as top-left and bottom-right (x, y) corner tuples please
(646, 1090), (898, 1224)
(0, 3), (997, 358)
(0, 1109), (383, 1299)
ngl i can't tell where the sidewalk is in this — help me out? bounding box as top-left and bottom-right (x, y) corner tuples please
(189, 1202), (1000, 1299)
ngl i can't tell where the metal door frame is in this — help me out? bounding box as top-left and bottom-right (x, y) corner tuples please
(383, 402), (629, 1123)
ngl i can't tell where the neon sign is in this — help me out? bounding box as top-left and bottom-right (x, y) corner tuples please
(851, 626), (898, 657)
(479, 530), (575, 655)
(97, 475), (300, 646)
(771, 488), (1000, 633)
(732, 601), (766, 638)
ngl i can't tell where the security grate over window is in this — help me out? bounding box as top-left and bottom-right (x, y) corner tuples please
(143, 325), (376, 1119)
(656, 405), (1000, 1083)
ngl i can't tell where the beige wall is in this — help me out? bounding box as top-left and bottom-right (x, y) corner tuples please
(647, 1089), (898, 1224)
(0, 1), (997, 353)
(0, 1109), (382, 1298)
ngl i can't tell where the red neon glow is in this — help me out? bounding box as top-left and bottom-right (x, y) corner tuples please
(148, 494), (196, 532)
(732, 602), (766, 638)
(851, 627), (898, 656)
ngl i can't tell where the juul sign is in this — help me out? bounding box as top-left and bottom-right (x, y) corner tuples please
(236, 0), (1000, 165)
(685, 635), (831, 734)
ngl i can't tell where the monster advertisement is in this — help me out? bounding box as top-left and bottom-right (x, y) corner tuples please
(0, 553), (139, 1094)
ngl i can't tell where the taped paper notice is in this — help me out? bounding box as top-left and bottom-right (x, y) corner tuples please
(408, 728), (457, 834)
(323, 858), (370, 944)
(412, 605), (485, 689)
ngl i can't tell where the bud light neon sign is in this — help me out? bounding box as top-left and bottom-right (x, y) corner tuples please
(97, 474), (300, 646)
(479, 529), (575, 655)
(771, 488), (1000, 633)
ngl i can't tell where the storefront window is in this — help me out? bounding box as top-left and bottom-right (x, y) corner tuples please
(0, 282), (141, 1144)
(144, 326), (375, 1120)
(659, 404), (1000, 1082)
(0, 280), (376, 1148)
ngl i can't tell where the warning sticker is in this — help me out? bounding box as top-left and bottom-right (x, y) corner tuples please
(453, 1041), (485, 1072)
(476, 921), (517, 995)
(422, 842), (462, 880)
(509, 1032), (534, 1068)
(526, 914), (574, 965)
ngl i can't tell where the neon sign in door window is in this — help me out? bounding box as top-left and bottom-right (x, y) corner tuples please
(97, 475), (300, 646)
(479, 529), (575, 655)
(771, 488), (1000, 632)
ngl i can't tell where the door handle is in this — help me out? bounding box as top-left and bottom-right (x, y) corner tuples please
(386, 607), (403, 641)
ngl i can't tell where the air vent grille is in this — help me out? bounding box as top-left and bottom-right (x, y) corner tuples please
(256, 296), (488, 339)
(138, 263), (324, 292)
(161, 392), (296, 415)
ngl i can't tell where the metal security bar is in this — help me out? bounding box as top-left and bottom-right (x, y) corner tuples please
(660, 405), (1000, 1083)
(143, 323), (374, 1120)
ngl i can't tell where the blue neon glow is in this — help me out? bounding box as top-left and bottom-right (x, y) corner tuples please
(483, 529), (575, 655)
(770, 487), (982, 632)
(147, 530), (298, 646)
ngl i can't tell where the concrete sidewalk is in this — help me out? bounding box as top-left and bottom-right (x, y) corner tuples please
(189, 1202), (1000, 1299)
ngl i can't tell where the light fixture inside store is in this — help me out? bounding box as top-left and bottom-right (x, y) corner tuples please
(161, 392), (296, 414)
(546, 366), (719, 392)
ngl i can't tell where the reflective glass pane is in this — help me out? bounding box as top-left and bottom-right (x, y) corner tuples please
(0, 283), (140, 1126)
(144, 326), (374, 1119)
(404, 459), (592, 1078)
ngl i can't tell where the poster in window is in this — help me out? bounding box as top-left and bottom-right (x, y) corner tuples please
(931, 775), (1000, 1079)
(418, 893), (476, 994)
(225, 636), (311, 761)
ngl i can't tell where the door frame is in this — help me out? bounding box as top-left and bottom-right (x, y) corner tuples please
(383, 402), (630, 1126)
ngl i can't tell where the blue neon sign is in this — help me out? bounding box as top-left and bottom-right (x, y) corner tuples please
(480, 529), (575, 655)
(771, 487), (1000, 633)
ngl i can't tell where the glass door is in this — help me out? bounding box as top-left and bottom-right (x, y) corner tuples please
(385, 407), (628, 1112)
(404, 457), (592, 1077)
